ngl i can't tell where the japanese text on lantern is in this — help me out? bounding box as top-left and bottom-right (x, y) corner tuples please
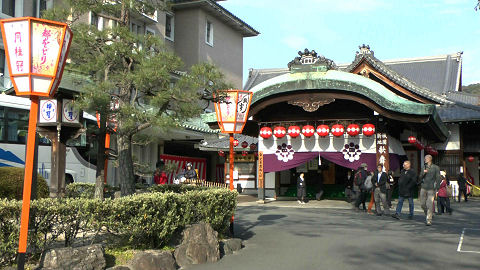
(376, 133), (389, 171)
(4, 20), (29, 75)
(32, 22), (62, 76)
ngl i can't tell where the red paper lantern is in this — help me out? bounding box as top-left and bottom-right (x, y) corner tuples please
(331, 124), (344, 137)
(249, 143), (257, 151)
(288, 125), (301, 138)
(241, 141), (249, 148)
(347, 124), (360, 136)
(362, 124), (375, 136)
(414, 142), (424, 150)
(407, 136), (417, 144)
(302, 125), (315, 137)
(241, 151), (248, 156)
(467, 156), (475, 162)
(316, 124), (329, 137)
(254, 152), (258, 157)
(259, 127), (272, 139)
(273, 126), (287, 138)
(218, 150), (225, 157)
(233, 139), (239, 147)
(430, 149), (438, 156)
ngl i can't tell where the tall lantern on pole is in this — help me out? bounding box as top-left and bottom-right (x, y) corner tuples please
(0, 17), (72, 269)
(214, 89), (253, 190)
(214, 89), (252, 235)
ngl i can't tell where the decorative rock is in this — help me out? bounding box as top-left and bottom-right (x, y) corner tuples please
(174, 222), (220, 267)
(220, 238), (242, 255)
(129, 250), (176, 270)
(40, 244), (106, 270)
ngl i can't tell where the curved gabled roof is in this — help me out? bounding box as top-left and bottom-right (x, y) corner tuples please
(250, 70), (435, 116)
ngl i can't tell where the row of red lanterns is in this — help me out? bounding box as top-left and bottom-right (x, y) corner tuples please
(259, 124), (375, 139)
(407, 136), (438, 155)
(218, 150), (256, 157)
(232, 140), (257, 150)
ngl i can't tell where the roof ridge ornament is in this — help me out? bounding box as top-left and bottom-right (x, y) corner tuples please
(356, 44), (374, 56)
(288, 48), (337, 72)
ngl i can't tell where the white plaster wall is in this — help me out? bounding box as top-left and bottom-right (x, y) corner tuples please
(265, 172), (275, 189)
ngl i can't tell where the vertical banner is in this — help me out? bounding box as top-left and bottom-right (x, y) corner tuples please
(258, 151), (264, 188)
(376, 132), (389, 171)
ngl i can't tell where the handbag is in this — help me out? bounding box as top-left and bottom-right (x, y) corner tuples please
(446, 185), (453, 197)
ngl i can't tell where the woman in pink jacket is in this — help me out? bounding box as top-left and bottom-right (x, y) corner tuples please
(437, 171), (452, 215)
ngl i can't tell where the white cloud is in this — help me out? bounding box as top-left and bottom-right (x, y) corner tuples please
(282, 35), (309, 50)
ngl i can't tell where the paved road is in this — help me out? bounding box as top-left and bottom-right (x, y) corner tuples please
(186, 199), (480, 270)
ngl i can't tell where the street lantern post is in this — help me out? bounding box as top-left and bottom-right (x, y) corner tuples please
(213, 89), (252, 234)
(0, 17), (73, 269)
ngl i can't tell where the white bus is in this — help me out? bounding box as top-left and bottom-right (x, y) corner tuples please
(0, 94), (96, 185)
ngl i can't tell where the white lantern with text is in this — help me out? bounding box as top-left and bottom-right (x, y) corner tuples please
(0, 17), (73, 97)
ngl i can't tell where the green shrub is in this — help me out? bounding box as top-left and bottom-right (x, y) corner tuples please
(0, 189), (237, 266)
(65, 183), (120, 199)
(0, 167), (49, 200)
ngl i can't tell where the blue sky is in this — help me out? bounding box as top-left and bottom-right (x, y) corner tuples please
(220, 0), (480, 86)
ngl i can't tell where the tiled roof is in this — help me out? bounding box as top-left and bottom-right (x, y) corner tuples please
(446, 91), (480, 106)
(344, 53), (454, 105)
(198, 134), (257, 151)
(437, 104), (480, 122)
(172, 0), (259, 37)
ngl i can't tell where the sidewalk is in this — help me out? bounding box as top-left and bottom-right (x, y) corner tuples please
(237, 195), (478, 212)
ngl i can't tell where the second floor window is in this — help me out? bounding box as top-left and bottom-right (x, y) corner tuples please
(206, 20), (213, 46)
(1, 0), (15, 17)
(165, 14), (174, 41)
(90, 12), (99, 28)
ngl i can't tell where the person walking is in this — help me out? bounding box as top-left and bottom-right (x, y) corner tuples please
(345, 170), (354, 203)
(457, 173), (470, 202)
(419, 154), (441, 226)
(392, 161), (417, 220)
(297, 172), (307, 204)
(437, 171), (452, 215)
(353, 164), (368, 211)
(373, 164), (389, 216)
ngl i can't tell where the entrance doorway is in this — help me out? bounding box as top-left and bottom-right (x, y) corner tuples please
(277, 157), (354, 199)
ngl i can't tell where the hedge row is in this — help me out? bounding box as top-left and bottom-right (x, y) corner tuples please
(0, 189), (237, 266)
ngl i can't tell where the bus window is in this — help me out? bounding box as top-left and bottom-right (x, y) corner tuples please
(7, 110), (29, 143)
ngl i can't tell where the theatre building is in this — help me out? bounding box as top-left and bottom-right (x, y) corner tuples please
(204, 45), (480, 199)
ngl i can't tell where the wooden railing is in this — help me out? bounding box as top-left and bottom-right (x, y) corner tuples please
(183, 179), (229, 189)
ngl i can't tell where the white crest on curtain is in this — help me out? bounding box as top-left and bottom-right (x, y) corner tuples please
(275, 143), (295, 162)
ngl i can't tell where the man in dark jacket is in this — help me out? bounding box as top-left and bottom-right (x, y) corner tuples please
(457, 173), (470, 202)
(353, 164), (368, 211)
(392, 161), (417, 220)
(373, 164), (389, 216)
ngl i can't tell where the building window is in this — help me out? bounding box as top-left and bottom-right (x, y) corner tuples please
(205, 20), (213, 46)
(0, 49), (5, 89)
(1, 0), (15, 17)
(130, 22), (144, 35)
(35, 0), (52, 18)
(90, 12), (99, 27)
(165, 14), (174, 41)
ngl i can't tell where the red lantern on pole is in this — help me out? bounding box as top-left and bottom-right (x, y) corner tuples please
(213, 89), (253, 236)
(316, 124), (329, 137)
(249, 143), (257, 151)
(0, 17), (73, 267)
(467, 156), (475, 162)
(273, 126), (286, 138)
(362, 124), (375, 136)
(287, 125), (301, 138)
(347, 124), (360, 136)
(233, 139), (239, 147)
(408, 136), (417, 144)
(241, 151), (248, 156)
(218, 150), (225, 157)
(331, 124), (344, 137)
(259, 127), (272, 139)
(241, 141), (248, 148)
(302, 125), (315, 137)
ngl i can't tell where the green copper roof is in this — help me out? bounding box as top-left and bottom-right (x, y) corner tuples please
(250, 70), (435, 116)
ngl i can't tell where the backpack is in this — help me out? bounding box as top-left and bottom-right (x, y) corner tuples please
(354, 171), (363, 186)
(364, 175), (373, 191)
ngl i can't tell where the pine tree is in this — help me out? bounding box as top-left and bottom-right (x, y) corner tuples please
(44, 0), (229, 196)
